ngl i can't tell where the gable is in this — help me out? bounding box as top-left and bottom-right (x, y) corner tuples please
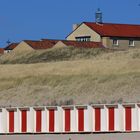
(53, 41), (67, 48)
(66, 23), (101, 42)
(12, 41), (34, 53)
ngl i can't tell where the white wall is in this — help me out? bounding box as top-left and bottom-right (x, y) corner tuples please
(0, 104), (139, 134)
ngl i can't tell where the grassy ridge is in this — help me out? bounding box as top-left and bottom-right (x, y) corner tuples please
(0, 47), (139, 106)
(0, 47), (110, 64)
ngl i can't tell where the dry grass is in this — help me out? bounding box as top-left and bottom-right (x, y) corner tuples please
(0, 48), (139, 106)
(0, 47), (109, 64)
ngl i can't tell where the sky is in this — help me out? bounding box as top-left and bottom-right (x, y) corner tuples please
(0, 0), (140, 47)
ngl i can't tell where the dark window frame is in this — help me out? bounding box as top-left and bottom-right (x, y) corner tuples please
(75, 36), (91, 42)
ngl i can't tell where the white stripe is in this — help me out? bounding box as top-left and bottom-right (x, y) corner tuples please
(132, 106), (138, 131)
(84, 108), (88, 131)
(54, 109), (57, 132)
(14, 109), (19, 133)
(55, 107), (59, 132)
(33, 110), (37, 132)
(92, 108), (95, 132)
(137, 105), (140, 131)
(0, 110), (4, 133)
(46, 109), (49, 132)
(84, 106), (92, 132)
(7, 111), (9, 133)
(75, 108), (78, 132)
(115, 107), (120, 131)
(120, 105), (125, 131)
(2, 109), (7, 133)
(106, 108), (109, 131)
(101, 106), (107, 132)
(27, 108), (34, 132)
(19, 110), (22, 132)
(121, 106), (125, 131)
(71, 108), (76, 132)
(62, 109), (65, 132)
(42, 109), (47, 132)
(88, 106), (93, 132)
(59, 107), (63, 132)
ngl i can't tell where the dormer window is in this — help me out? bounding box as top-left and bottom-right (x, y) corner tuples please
(75, 36), (91, 42)
(129, 40), (135, 47)
(113, 39), (119, 46)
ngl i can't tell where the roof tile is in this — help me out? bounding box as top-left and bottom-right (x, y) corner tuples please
(24, 39), (58, 50)
(5, 43), (19, 50)
(0, 48), (4, 54)
(84, 22), (140, 38)
(61, 40), (104, 48)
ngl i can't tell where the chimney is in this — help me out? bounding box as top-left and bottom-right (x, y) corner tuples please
(95, 8), (103, 24)
(73, 24), (79, 31)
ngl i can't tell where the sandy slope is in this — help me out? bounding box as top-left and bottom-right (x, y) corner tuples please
(0, 48), (139, 106)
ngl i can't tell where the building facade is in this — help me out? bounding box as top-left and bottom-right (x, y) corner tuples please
(0, 103), (139, 134)
(0, 104), (140, 139)
(66, 22), (140, 50)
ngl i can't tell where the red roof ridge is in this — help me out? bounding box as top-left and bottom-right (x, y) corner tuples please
(84, 22), (140, 26)
(24, 39), (59, 50)
(5, 43), (19, 50)
(41, 38), (60, 41)
(24, 40), (41, 43)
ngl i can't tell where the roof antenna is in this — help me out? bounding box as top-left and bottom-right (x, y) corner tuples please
(6, 39), (11, 45)
(95, 8), (103, 25)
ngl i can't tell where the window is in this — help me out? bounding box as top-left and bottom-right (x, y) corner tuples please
(129, 40), (135, 47)
(113, 39), (118, 46)
(5, 50), (11, 53)
(75, 36), (91, 42)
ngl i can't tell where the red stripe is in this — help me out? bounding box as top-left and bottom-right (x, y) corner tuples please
(78, 109), (84, 131)
(108, 108), (115, 131)
(125, 107), (131, 131)
(65, 109), (71, 132)
(49, 110), (55, 132)
(36, 110), (42, 132)
(95, 108), (101, 131)
(21, 110), (27, 132)
(9, 111), (14, 132)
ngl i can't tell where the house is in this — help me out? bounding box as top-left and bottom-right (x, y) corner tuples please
(66, 22), (140, 50)
(10, 39), (58, 53)
(4, 43), (19, 53)
(8, 39), (103, 53)
(66, 9), (140, 50)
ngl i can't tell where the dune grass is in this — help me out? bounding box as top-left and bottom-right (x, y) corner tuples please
(0, 47), (139, 106)
(0, 47), (110, 64)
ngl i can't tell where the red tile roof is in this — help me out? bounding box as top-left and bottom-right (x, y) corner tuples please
(84, 22), (140, 38)
(24, 39), (58, 50)
(5, 43), (19, 50)
(0, 48), (4, 54)
(24, 39), (103, 49)
(61, 40), (104, 48)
